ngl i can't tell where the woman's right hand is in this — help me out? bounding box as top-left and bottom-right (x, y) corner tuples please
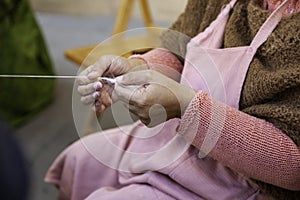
(76, 55), (147, 114)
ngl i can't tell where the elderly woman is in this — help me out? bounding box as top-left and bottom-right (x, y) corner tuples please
(45, 0), (300, 199)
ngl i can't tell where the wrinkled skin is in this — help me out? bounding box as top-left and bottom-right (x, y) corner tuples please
(76, 55), (196, 127)
(114, 70), (196, 127)
(94, 79), (115, 114)
(76, 55), (147, 115)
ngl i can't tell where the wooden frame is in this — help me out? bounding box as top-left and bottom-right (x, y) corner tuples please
(64, 0), (160, 67)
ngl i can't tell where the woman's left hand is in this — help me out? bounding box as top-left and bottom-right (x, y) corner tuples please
(113, 70), (196, 127)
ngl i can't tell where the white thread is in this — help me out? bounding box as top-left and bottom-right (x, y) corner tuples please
(100, 77), (116, 84)
(0, 75), (116, 83)
(0, 75), (83, 79)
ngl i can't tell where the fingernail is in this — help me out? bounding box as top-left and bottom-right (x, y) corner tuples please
(95, 101), (101, 107)
(93, 82), (102, 90)
(92, 92), (100, 99)
(77, 76), (88, 84)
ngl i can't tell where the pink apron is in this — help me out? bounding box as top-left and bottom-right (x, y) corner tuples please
(181, 0), (289, 108)
(45, 1), (289, 199)
(180, 0), (289, 157)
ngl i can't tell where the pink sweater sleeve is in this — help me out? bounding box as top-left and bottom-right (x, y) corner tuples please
(178, 91), (300, 191)
(129, 48), (183, 81)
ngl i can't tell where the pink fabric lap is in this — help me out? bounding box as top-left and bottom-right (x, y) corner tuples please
(45, 122), (179, 199)
(45, 121), (261, 200)
(85, 184), (174, 200)
(45, 131), (123, 200)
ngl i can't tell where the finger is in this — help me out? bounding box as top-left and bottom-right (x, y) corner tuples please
(140, 118), (151, 126)
(91, 55), (118, 78)
(123, 103), (149, 124)
(77, 82), (102, 96)
(77, 75), (92, 85)
(101, 56), (127, 77)
(77, 65), (96, 85)
(96, 104), (106, 117)
(82, 64), (100, 79)
(129, 104), (165, 128)
(93, 101), (106, 113)
(116, 70), (154, 86)
(126, 104), (143, 116)
(114, 82), (141, 103)
(100, 90), (112, 107)
(79, 65), (94, 76)
(80, 92), (100, 105)
(78, 56), (115, 84)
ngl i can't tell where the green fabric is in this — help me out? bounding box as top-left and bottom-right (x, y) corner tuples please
(0, 0), (55, 127)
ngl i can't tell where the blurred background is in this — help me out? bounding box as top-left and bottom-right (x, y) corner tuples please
(0, 0), (186, 199)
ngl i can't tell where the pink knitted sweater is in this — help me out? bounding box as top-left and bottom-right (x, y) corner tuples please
(263, 0), (300, 15)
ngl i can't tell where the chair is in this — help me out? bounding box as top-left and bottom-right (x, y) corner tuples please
(64, 0), (161, 68)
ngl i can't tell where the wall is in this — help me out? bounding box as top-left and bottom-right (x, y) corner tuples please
(29, 0), (188, 23)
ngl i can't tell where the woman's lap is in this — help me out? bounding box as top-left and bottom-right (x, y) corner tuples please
(45, 126), (130, 200)
(85, 184), (175, 200)
(45, 121), (262, 200)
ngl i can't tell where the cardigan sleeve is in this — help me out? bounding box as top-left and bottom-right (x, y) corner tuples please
(129, 48), (183, 81)
(177, 91), (300, 191)
(159, 0), (227, 60)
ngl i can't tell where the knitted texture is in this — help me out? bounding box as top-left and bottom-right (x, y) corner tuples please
(129, 48), (183, 81)
(160, 0), (299, 198)
(263, 0), (300, 15)
(178, 92), (300, 191)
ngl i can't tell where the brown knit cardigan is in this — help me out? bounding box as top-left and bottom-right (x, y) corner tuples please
(160, 0), (300, 199)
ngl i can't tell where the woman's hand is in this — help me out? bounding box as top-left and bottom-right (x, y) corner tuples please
(113, 70), (196, 127)
(76, 55), (147, 115)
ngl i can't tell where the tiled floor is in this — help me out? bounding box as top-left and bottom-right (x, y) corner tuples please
(15, 12), (170, 200)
